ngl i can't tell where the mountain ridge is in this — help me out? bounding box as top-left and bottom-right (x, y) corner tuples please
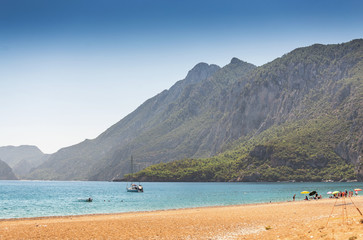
(129, 39), (363, 182)
(28, 39), (363, 181)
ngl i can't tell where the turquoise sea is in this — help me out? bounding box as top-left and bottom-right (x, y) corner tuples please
(0, 181), (362, 219)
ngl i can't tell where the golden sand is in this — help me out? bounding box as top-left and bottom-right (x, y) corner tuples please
(1, 197), (363, 239)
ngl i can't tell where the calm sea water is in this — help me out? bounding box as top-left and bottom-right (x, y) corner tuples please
(0, 181), (362, 219)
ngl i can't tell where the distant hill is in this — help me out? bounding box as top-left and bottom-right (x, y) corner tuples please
(29, 39), (363, 182)
(0, 159), (17, 180)
(0, 145), (49, 178)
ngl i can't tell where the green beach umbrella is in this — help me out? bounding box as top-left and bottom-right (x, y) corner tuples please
(332, 191), (340, 195)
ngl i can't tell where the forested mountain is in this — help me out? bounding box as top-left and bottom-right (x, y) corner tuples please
(29, 39), (363, 181)
(131, 39), (363, 182)
(0, 159), (18, 180)
(0, 145), (49, 178)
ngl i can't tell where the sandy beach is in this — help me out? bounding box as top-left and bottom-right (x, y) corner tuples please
(1, 197), (363, 239)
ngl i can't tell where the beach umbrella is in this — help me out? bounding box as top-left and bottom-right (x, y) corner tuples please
(327, 191), (332, 194)
(309, 191), (317, 196)
(332, 191), (340, 195)
(301, 191), (309, 194)
(354, 189), (362, 191)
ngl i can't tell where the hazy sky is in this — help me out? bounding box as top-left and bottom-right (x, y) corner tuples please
(1, 0), (362, 153)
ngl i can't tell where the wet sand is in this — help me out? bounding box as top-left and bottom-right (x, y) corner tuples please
(1, 197), (363, 239)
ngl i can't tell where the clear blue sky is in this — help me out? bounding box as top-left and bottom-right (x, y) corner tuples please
(1, 0), (362, 153)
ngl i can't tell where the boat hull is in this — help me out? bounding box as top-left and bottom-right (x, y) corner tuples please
(126, 188), (140, 192)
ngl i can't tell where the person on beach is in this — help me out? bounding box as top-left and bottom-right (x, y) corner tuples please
(293, 194), (296, 201)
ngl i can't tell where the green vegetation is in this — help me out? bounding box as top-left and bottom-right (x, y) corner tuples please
(128, 116), (356, 182)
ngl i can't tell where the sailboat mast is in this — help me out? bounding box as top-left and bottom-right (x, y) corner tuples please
(130, 155), (134, 177)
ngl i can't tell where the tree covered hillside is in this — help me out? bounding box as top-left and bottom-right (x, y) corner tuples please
(128, 39), (363, 182)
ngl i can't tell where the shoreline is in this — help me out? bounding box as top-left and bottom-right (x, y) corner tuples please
(0, 199), (291, 221)
(1, 197), (363, 239)
(1, 196), (362, 221)
(0, 197), (336, 221)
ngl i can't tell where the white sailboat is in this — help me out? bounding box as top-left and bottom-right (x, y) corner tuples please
(126, 156), (143, 193)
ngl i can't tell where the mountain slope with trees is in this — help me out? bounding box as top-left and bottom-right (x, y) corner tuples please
(29, 39), (363, 181)
(129, 39), (363, 182)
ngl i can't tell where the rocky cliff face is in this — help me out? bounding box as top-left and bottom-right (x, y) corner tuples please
(0, 159), (18, 180)
(220, 41), (362, 138)
(224, 40), (363, 181)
